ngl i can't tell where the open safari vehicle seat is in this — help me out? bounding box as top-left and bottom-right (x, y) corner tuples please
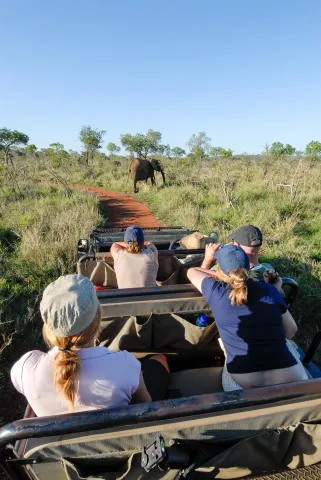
(1, 227), (320, 479)
(2, 275), (321, 480)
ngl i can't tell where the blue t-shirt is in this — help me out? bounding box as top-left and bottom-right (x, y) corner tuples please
(201, 278), (297, 374)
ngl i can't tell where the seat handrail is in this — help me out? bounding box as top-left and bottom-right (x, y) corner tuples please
(78, 250), (206, 263)
(1, 379), (321, 450)
(97, 284), (199, 298)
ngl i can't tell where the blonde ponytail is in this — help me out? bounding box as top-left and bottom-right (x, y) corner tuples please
(126, 240), (143, 254)
(215, 266), (249, 306)
(43, 306), (102, 412)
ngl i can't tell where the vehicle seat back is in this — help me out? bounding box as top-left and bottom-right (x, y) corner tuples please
(77, 253), (117, 288)
(168, 367), (224, 398)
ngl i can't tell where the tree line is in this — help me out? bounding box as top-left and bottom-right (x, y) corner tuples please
(1, 126), (321, 166)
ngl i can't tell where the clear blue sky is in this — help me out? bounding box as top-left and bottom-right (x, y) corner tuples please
(1, 0), (320, 154)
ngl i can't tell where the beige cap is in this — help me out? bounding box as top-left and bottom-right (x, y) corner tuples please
(40, 274), (99, 337)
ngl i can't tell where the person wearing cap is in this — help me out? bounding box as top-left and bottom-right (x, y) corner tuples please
(227, 224), (274, 280)
(11, 275), (169, 416)
(187, 244), (308, 391)
(111, 225), (158, 289)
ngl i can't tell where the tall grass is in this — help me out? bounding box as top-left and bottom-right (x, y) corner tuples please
(0, 176), (102, 424)
(1, 153), (321, 425)
(54, 154), (321, 358)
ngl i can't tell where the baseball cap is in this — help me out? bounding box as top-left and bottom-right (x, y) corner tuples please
(124, 225), (144, 245)
(227, 225), (263, 247)
(40, 274), (99, 337)
(214, 244), (250, 276)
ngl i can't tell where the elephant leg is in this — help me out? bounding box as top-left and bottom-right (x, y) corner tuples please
(133, 179), (138, 193)
(151, 174), (156, 186)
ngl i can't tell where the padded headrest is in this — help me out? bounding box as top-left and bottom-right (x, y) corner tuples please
(179, 232), (210, 249)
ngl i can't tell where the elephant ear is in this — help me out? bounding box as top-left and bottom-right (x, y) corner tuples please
(150, 159), (158, 170)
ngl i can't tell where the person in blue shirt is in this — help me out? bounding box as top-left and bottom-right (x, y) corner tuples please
(187, 243), (308, 391)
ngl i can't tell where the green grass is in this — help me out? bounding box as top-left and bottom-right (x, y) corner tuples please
(0, 177), (103, 425)
(61, 155), (321, 358)
(1, 153), (321, 426)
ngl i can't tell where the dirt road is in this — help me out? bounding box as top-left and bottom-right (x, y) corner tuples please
(73, 184), (162, 227)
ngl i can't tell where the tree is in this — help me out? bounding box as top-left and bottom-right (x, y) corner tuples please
(25, 144), (37, 155)
(171, 146), (186, 158)
(284, 144), (296, 156)
(187, 131), (211, 161)
(0, 128), (29, 165)
(46, 142), (69, 168)
(79, 126), (106, 164)
(210, 146), (233, 159)
(106, 142), (121, 158)
(158, 144), (171, 158)
(270, 142), (296, 157)
(270, 142), (285, 157)
(305, 141), (321, 159)
(120, 129), (162, 159)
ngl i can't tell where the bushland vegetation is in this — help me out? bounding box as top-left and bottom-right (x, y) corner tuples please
(0, 163), (102, 425)
(1, 124), (321, 425)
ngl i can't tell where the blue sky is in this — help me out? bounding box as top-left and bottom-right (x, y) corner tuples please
(1, 0), (320, 154)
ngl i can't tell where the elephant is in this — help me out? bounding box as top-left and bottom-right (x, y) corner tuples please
(128, 158), (166, 193)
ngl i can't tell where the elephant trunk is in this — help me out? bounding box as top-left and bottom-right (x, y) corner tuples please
(160, 168), (166, 185)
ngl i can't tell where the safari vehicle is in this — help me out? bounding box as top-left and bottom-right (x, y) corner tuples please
(1, 227), (321, 480)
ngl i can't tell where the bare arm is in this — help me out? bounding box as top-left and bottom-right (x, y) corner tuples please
(187, 243), (222, 291)
(201, 243), (221, 269)
(187, 267), (215, 292)
(110, 242), (127, 260)
(282, 310), (298, 339)
(131, 372), (152, 404)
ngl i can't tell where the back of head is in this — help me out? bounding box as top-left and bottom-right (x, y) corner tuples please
(214, 244), (250, 306)
(41, 274), (100, 411)
(227, 224), (263, 252)
(124, 225), (144, 254)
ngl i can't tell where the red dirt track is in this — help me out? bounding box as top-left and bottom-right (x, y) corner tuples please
(73, 184), (162, 227)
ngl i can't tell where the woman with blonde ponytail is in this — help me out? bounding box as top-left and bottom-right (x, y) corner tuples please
(11, 275), (168, 417)
(187, 244), (308, 391)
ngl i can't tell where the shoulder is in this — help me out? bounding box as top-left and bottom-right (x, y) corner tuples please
(142, 247), (158, 261)
(146, 243), (157, 253)
(120, 351), (141, 394)
(111, 243), (123, 259)
(257, 280), (279, 296)
(121, 350), (141, 371)
(255, 281), (287, 307)
(201, 277), (226, 302)
(261, 262), (274, 270)
(250, 263), (274, 280)
(100, 349), (140, 372)
(11, 350), (46, 394)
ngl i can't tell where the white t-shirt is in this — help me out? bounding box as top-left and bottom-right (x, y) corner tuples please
(11, 346), (141, 417)
(114, 246), (158, 289)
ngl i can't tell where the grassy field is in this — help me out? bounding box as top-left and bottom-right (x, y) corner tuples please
(0, 173), (102, 425)
(66, 154), (321, 356)
(1, 153), (321, 426)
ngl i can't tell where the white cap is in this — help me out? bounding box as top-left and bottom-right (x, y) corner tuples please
(40, 274), (99, 337)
